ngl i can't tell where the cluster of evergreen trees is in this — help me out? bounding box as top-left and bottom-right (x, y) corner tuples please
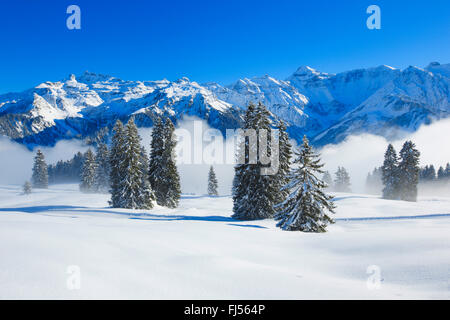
(30, 117), (182, 210)
(232, 103), (335, 232)
(109, 117), (181, 209)
(79, 143), (111, 193)
(366, 142), (449, 199)
(419, 163), (450, 183)
(321, 167), (352, 193)
(381, 141), (421, 201)
(48, 152), (84, 184)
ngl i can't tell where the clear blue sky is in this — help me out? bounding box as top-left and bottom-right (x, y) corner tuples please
(0, 0), (449, 93)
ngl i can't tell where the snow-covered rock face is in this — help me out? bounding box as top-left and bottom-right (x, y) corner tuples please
(0, 63), (449, 148)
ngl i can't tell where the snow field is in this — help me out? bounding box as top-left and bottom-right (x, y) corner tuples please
(0, 184), (449, 299)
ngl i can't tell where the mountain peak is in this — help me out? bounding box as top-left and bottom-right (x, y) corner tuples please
(291, 66), (330, 80)
(76, 71), (115, 83)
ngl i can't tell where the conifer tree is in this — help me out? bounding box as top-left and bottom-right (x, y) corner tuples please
(322, 171), (333, 190)
(31, 149), (48, 188)
(232, 103), (256, 219)
(275, 136), (335, 232)
(23, 181), (32, 195)
(334, 166), (351, 192)
(159, 118), (181, 208)
(120, 118), (148, 209)
(80, 149), (97, 193)
(273, 120), (292, 208)
(232, 102), (278, 220)
(94, 142), (110, 193)
(398, 141), (420, 202)
(207, 166), (219, 196)
(109, 120), (126, 208)
(381, 144), (400, 199)
(139, 146), (155, 209)
(148, 117), (166, 205)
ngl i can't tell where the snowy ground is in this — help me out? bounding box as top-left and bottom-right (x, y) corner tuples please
(0, 184), (449, 299)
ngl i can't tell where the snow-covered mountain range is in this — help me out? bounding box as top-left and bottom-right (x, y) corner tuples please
(1, 62), (449, 148)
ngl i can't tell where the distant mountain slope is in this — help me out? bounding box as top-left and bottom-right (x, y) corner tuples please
(0, 63), (449, 148)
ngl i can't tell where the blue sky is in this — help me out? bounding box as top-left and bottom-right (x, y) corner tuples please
(0, 0), (449, 93)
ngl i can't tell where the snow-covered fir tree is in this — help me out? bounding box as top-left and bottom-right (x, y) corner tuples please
(31, 149), (48, 188)
(23, 181), (32, 195)
(94, 142), (110, 193)
(79, 149), (97, 193)
(274, 136), (335, 232)
(207, 166), (219, 196)
(232, 102), (278, 220)
(148, 117), (166, 205)
(109, 120), (126, 208)
(119, 118), (153, 209)
(334, 166), (351, 192)
(159, 118), (181, 208)
(139, 146), (155, 209)
(398, 140), (420, 202)
(322, 171), (333, 190)
(273, 120), (292, 210)
(381, 144), (400, 200)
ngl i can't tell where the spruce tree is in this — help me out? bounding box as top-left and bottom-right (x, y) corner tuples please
(94, 142), (110, 193)
(232, 102), (278, 220)
(275, 136), (335, 232)
(23, 181), (32, 195)
(273, 120), (292, 209)
(207, 166), (219, 196)
(334, 167), (351, 192)
(139, 146), (155, 209)
(398, 141), (420, 202)
(109, 120), (126, 208)
(322, 171), (333, 190)
(381, 144), (400, 199)
(120, 118), (149, 209)
(232, 103), (256, 220)
(159, 118), (181, 208)
(31, 149), (48, 189)
(80, 149), (97, 193)
(148, 117), (166, 205)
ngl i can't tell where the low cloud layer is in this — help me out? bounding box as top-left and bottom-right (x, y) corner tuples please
(320, 118), (450, 192)
(0, 137), (89, 185)
(1, 117), (449, 196)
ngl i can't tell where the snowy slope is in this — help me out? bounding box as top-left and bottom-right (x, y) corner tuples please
(0, 184), (449, 299)
(0, 63), (449, 147)
(313, 66), (450, 145)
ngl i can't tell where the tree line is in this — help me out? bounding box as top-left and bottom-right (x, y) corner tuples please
(365, 146), (449, 199)
(321, 167), (352, 193)
(30, 103), (338, 232)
